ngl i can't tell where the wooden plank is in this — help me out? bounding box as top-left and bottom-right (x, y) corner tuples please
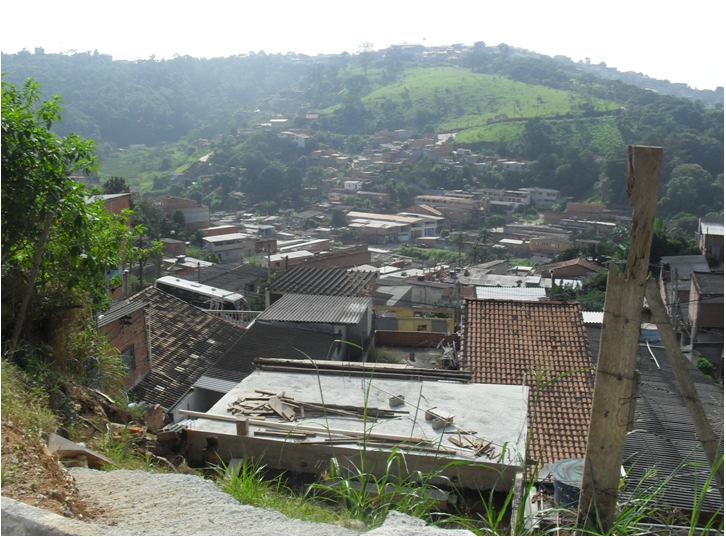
(577, 145), (662, 532)
(268, 396), (296, 421)
(644, 280), (724, 497)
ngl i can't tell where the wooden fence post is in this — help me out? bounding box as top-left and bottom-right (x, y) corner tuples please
(577, 146), (662, 531)
(644, 280), (724, 497)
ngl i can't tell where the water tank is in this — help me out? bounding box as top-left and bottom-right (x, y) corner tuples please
(640, 322), (661, 343)
(552, 458), (585, 508)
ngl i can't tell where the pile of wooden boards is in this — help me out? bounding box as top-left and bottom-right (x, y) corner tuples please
(227, 388), (409, 422)
(448, 433), (497, 458)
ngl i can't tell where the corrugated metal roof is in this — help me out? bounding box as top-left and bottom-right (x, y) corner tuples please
(621, 345), (724, 515)
(193, 375), (239, 394)
(699, 220), (724, 236)
(581, 311), (604, 325)
(475, 287), (546, 301)
(257, 294), (371, 325)
(269, 266), (376, 297)
(97, 300), (148, 327)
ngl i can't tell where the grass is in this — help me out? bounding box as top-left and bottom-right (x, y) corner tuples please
(1, 359), (57, 437)
(216, 459), (352, 526)
(333, 66), (618, 134)
(96, 426), (172, 472)
(456, 115), (624, 151)
(98, 140), (207, 192)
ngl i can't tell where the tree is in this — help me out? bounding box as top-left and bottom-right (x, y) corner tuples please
(2, 79), (129, 349)
(103, 176), (130, 194)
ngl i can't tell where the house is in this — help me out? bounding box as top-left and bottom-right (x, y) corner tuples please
(413, 195), (481, 224)
(161, 255), (215, 279)
(346, 211), (438, 242)
(343, 180), (364, 192)
(528, 235), (572, 255)
(255, 294), (373, 360)
(198, 263), (268, 298)
(160, 196), (210, 231)
(688, 271), (724, 347)
(96, 298), (150, 388)
(698, 219), (724, 265)
(87, 192), (134, 214)
(97, 287), (245, 413)
(462, 299), (594, 463)
(182, 359), (527, 491)
(160, 238), (186, 257)
(659, 255), (711, 326)
(201, 225), (240, 237)
(374, 283), (455, 333)
(519, 188), (560, 210)
(171, 323), (340, 418)
(266, 266), (377, 306)
(535, 257), (603, 279)
(202, 233), (257, 263)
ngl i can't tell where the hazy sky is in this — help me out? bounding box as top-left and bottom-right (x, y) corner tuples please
(2, 0), (724, 90)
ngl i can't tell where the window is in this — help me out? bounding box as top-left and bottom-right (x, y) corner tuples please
(121, 345), (135, 372)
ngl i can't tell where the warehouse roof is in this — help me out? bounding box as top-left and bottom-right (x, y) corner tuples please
(462, 299), (594, 463)
(269, 266), (376, 297)
(257, 294), (371, 325)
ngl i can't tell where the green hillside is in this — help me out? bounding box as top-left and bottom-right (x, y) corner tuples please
(349, 66), (619, 141)
(457, 116), (625, 156)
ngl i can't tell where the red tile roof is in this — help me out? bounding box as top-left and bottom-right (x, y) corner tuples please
(462, 299), (594, 463)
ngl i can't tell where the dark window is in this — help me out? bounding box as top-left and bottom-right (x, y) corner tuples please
(121, 345), (135, 371)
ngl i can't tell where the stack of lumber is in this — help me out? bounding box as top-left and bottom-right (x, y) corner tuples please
(227, 389), (409, 422)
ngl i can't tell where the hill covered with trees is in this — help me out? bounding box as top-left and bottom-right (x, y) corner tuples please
(2, 43), (723, 224)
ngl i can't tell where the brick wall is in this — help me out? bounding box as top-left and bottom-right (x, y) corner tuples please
(99, 309), (150, 388)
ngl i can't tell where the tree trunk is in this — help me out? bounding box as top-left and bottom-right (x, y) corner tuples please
(9, 210), (55, 352)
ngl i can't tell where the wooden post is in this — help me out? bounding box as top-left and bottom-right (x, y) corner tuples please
(235, 417), (249, 436)
(577, 146), (662, 531)
(644, 280), (724, 497)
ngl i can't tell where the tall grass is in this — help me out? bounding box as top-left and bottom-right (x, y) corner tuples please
(306, 449), (446, 528)
(1, 359), (57, 437)
(216, 459), (348, 526)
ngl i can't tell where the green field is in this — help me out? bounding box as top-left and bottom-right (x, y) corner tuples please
(456, 116), (624, 154)
(354, 66), (619, 134)
(98, 142), (207, 192)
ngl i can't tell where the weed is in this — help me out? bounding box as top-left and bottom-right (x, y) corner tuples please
(215, 459), (348, 526)
(1, 359), (57, 437)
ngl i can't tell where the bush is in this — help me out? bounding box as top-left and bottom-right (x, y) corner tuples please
(696, 356), (714, 377)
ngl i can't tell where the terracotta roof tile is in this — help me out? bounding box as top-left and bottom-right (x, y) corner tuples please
(462, 299), (594, 463)
(129, 287), (246, 409)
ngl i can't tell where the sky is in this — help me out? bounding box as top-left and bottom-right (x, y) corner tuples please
(2, 0), (724, 90)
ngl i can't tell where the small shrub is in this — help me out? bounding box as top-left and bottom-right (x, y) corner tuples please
(696, 357), (714, 378)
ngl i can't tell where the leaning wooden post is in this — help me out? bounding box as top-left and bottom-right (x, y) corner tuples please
(577, 146), (662, 531)
(644, 280), (724, 497)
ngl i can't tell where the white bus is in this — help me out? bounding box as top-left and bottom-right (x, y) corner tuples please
(155, 276), (246, 311)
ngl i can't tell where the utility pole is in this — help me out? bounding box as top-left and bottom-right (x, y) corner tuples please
(644, 280), (724, 497)
(577, 146), (662, 531)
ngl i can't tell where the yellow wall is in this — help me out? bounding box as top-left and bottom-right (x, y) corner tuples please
(374, 305), (455, 333)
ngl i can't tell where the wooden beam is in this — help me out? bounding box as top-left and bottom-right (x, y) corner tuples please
(577, 146), (662, 531)
(644, 280), (724, 497)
